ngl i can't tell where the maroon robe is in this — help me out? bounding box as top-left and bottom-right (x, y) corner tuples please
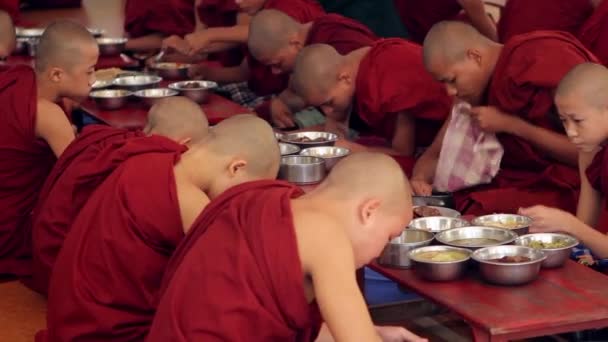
(578, 0), (608, 66)
(148, 180), (322, 342)
(0, 0), (19, 22)
(124, 0), (195, 38)
(26, 0), (81, 8)
(392, 0), (462, 43)
(39, 137), (187, 341)
(196, 0), (244, 67)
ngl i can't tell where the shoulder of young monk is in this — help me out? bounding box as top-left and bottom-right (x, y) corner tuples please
(37, 98), (65, 115)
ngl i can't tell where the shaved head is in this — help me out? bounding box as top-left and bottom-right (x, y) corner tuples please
(0, 10), (14, 58)
(423, 21), (492, 69)
(145, 97), (209, 144)
(291, 44), (343, 100)
(248, 9), (301, 60)
(35, 20), (98, 73)
(556, 63), (608, 109)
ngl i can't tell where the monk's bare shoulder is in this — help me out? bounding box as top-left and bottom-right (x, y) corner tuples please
(35, 98), (75, 156)
(173, 164), (210, 233)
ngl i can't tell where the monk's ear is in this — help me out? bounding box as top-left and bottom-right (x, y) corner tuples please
(337, 70), (352, 85)
(358, 198), (381, 225)
(49, 66), (63, 83)
(465, 48), (483, 66)
(228, 158), (247, 177)
(287, 33), (302, 49)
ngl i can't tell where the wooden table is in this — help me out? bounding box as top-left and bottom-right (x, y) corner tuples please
(370, 260), (608, 341)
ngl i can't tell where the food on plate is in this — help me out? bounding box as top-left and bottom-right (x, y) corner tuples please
(415, 250), (469, 262)
(181, 82), (204, 89)
(95, 68), (126, 81)
(450, 238), (501, 246)
(488, 255), (531, 263)
(289, 136), (327, 143)
(413, 206), (442, 218)
(527, 240), (570, 249)
(484, 220), (523, 229)
(153, 62), (189, 69)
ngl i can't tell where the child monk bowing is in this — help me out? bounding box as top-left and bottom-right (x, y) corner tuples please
(520, 63), (608, 259)
(0, 20), (98, 277)
(412, 21), (598, 214)
(29, 97), (209, 296)
(40, 115), (280, 341)
(147, 152), (426, 342)
(0, 10), (15, 59)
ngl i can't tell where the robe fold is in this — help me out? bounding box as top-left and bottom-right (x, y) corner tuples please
(196, 0), (244, 67)
(124, 0), (195, 38)
(578, 0), (608, 66)
(392, 0), (462, 43)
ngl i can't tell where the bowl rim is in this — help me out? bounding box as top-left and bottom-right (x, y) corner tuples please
(150, 62), (193, 70)
(15, 27), (45, 37)
(386, 228), (435, 246)
(435, 226), (518, 248)
(472, 245), (547, 266)
(132, 87), (179, 98)
(472, 213), (533, 229)
(407, 216), (470, 231)
(514, 233), (579, 251)
(112, 75), (163, 86)
(280, 155), (325, 166)
(279, 142), (301, 153)
(408, 245), (472, 264)
(280, 131), (339, 144)
(299, 146), (350, 158)
(89, 89), (133, 98)
(96, 37), (128, 44)
(412, 205), (462, 218)
(168, 80), (218, 90)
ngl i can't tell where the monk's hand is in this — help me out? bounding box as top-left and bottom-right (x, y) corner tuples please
(161, 35), (192, 56)
(375, 326), (428, 342)
(184, 32), (211, 55)
(188, 64), (210, 80)
(469, 106), (512, 133)
(270, 98), (295, 128)
(411, 179), (433, 196)
(335, 138), (366, 153)
(518, 205), (576, 234)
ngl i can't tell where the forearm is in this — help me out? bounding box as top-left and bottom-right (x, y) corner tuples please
(279, 89), (306, 112)
(203, 41), (242, 54)
(125, 34), (165, 51)
(460, 0), (498, 41)
(203, 25), (248, 45)
(568, 220), (608, 259)
(412, 150), (439, 183)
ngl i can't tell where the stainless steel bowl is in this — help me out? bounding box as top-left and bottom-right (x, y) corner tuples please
(472, 214), (532, 236)
(409, 245), (472, 281)
(14, 38), (28, 55)
(300, 146), (350, 170)
(412, 192), (455, 209)
(274, 132), (284, 140)
(413, 205), (461, 218)
(113, 75), (162, 91)
(89, 89), (132, 110)
(280, 131), (338, 149)
(515, 233), (579, 268)
(168, 80), (217, 103)
(133, 88), (179, 107)
(278, 155), (326, 184)
(378, 229), (435, 268)
(408, 217), (470, 233)
(435, 226), (517, 250)
(26, 38), (39, 57)
(15, 27), (45, 38)
(150, 62), (192, 80)
(91, 79), (113, 90)
(473, 245), (546, 286)
(279, 143), (300, 156)
(97, 37), (128, 56)
(87, 28), (105, 37)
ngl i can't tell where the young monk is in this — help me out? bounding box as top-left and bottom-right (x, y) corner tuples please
(520, 63), (608, 259)
(579, 0), (608, 66)
(413, 21), (598, 214)
(289, 40), (452, 172)
(0, 20), (97, 277)
(147, 152), (426, 342)
(247, 9), (378, 128)
(0, 10), (15, 59)
(498, 0), (593, 43)
(40, 115), (280, 342)
(29, 97), (208, 296)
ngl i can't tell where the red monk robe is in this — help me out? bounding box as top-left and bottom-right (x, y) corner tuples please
(0, 0), (19, 22)
(29, 125), (144, 296)
(40, 137), (187, 342)
(392, 0), (462, 43)
(148, 180), (322, 342)
(455, 31), (599, 215)
(585, 146), (608, 233)
(353, 38), (452, 174)
(247, 0), (324, 96)
(578, 0), (608, 66)
(27, 0), (81, 8)
(124, 0), (195, 38)
(197, 0), (244, 67)
(0, 65), (56, 277)
(498, 0), (593, 43)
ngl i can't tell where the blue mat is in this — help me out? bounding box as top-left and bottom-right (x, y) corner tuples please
(364, 267), (420, 306)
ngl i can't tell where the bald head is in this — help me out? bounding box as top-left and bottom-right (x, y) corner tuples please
(556, 63), (608, 109)
(248, 9), (301, 61)
(145, 96), (209, 144)
(291, 44), (343, 100)
(0, 10), (15, 58)
(423, 21), (493, 69)
(35, 20), (98, 73)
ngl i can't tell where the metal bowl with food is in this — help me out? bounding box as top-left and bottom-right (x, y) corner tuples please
(168, 80), (217, 103)
(409, 245), (472, 281)
(278, 155), (326, 185)
(279, 142), (301, 156)
(150, 62), (192, 80)
(97, 37), (128, 56)
(515, 233), (579, 268)
(413, 205), (461, 218)
(378, 229), (435, 268)
(89, 89), (132, 110)
(280, 132), (338, 149)
(15, 27), (45, 38)
(299, 146), (350, 170)
(91, 79), (113, 90)
(472, 245), (546, 286)
(472, 214), (532, 236)
(87, 28), (105, 37)
(113, 75), (162, 91)
(412, 191), (455, 209)
(133, 88), (178, 107)
(435, 226), (517, 250)
(408, 217), (470, 233)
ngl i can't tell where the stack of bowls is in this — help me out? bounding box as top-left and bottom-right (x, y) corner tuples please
(299, 146), (350, 170)
(378, 229), (434, 268)
(279, 143), (300, 156)
(278, 155), (326, 184)
(472, 214), (532, 236)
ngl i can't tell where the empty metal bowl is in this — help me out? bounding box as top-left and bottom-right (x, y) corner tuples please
(515, 233), (579, 268)
(280, 131), (338, 149)
(300, 146), (350, 170)
(87, 28), (105, 37)
(113, 75), (162, 91)
(409, 245), (472, 281)
(435, 226), (517, 250)
(150, 62), (192, 80)
(473, 245), (546, 286)
(133, 88), (178, 107)
(378, 229), (435, 268)
(97, 37), (128, 56)
(89, 89), (132, 110)
(168, 80), (217, 103)
(413, 205), (461, 218)
(274, 132), (284, 140)
(279, 143), (301, 156)
(412, 191), (455, 209)
(278, 155), (326, 185)
(472, 214), (532, 236)
(15, 27), (45, 38)
(408, 217), (470, 233)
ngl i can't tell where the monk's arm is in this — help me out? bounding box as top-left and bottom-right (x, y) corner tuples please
(458, 0), (498, 41)
(35, 100), (76, 157)
(565, 220), (608, 259)
(411, 117), (450, 183)
(125, 33), (165, 51)
(194, 0), (206, 31)
(577, 150), (603, 227)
